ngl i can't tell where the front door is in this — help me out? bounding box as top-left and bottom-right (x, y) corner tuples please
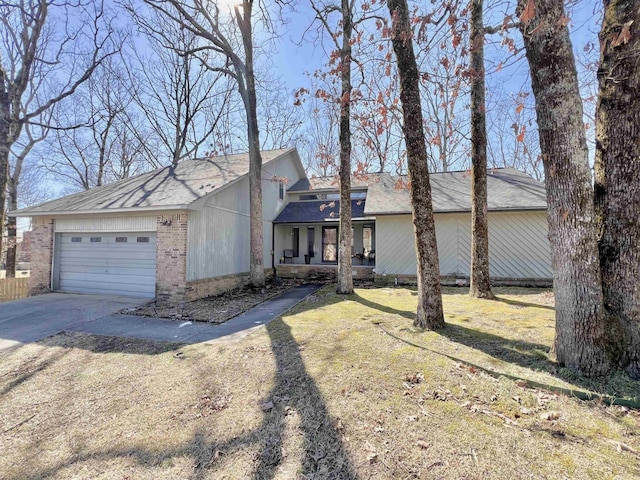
(322, 226), (338, 263)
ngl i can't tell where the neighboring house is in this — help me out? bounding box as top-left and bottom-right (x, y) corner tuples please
(274, 168), (552, 285)
(12, 149), (305, 301)
(13, 148), (552, 302)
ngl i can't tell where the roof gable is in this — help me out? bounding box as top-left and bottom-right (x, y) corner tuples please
(364, 168), (547, 214)
(14, 149), (297, 216)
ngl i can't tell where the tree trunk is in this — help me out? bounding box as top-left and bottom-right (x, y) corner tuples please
(336, 0), (353, 295)
(5, 177), (17, 278)
(469, 0), (494, 299)
(387, 0), (445, 329)
(0, 123), (9, 268)
(238, 1), (265, 288)
(594, 0), (640, 377)
(518, 0), (620, 376)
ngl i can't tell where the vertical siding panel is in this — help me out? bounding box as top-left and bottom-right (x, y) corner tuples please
(187, 153), (302, 281)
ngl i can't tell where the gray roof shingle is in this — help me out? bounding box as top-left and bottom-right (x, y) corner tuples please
(274, 199), (368, 223)
(363, 168), (547, 214)
(14, 149), (295, 216)
(288, 175), (373, 192)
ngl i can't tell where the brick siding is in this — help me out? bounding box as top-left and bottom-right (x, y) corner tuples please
(28, 217), (54, 295)
(156, 212), (188, 303)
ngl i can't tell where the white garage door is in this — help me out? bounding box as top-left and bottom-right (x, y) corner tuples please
(57, 232), (157, 297)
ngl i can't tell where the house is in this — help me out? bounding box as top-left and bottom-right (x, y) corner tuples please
(12, 149), (306, 301)
(273, 169), (552, 286)
(13, 148), (552, 302)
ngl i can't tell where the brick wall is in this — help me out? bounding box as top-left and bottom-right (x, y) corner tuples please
(276, 264), (375, 281)
(28, 217), (54, 295)
(156, 212), (188, 303)
(185, 269), (274, 301)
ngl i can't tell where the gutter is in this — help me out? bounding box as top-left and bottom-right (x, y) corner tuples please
(8, 204), (193, 217)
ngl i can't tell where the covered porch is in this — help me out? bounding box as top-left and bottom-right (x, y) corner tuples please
(273, 221), (376, 268)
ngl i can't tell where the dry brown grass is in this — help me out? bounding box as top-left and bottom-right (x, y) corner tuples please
(1, 286), (639, 479)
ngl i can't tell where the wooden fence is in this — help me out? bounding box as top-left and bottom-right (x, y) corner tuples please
(0, 277), (28, 302)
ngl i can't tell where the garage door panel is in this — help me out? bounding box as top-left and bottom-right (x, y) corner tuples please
(59, 280), (157, 296)
(60, 250), (157, 261)
(64, 272), (155, 285)
(57, 232), (157, 297)
(60, 264), (156, 275)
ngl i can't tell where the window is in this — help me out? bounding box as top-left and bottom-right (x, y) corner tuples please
(71, 237), (82, 243)
(292, 227), (299, 257)
(137, 237), (150, 243)
(115, 237), (128, 243)
(363, 226), (373, 253)
(90, 237), (101, 243)
(322, 226), (338, 263)
(279, 181), (284, 200)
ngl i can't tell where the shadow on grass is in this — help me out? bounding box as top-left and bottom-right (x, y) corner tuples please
(37, 331), (185, 355)
(490, 296), (555, 311)
(15, 316), (356, 480)
(351, 292), (640, 400)
(0, 348), (70, 398)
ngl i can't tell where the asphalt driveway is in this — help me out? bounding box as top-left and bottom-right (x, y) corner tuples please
(0, 284), (322, 351)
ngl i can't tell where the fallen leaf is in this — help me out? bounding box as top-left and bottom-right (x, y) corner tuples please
(405, 372), (425, 384)
(540, 411), (560, 421)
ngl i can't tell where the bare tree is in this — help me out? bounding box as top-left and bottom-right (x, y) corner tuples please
(141, 0), (271, 288)
(386, 0), (445, 329)
(309, 0), (358, 295)
(0, 0), (116, 276)
(127, 8), (232, 166)
(44, 59), (143, 191)
(469, 0), (493, 298)
(416, 18), (469, 173)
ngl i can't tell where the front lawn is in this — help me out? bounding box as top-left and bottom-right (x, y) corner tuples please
(1, 286), (638, 479)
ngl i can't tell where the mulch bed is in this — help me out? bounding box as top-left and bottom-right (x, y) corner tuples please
(119, 279), (302, 324)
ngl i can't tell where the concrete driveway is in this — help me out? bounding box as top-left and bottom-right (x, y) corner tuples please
(0, 293), (148, 350)
(0, 284), (322, 351)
